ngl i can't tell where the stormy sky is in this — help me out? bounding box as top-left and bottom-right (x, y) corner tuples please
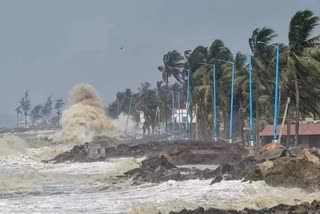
(0, 0), (319, 126)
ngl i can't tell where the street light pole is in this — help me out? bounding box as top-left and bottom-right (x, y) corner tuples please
(229, 62), (235, 144)
(247, 55), (254, 146)
(212, 64), (218, 141)
(258, 41), (280, 143)
(186, 69), (191, 139)
(274, 45), (280, 143)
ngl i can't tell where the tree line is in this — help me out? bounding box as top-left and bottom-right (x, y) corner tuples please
(16, 91), (64, 128)
(107, 82), (184, 135)
(108, 9), (320, 146)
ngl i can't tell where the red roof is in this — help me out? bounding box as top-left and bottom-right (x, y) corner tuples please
(259, 123), (320, 136)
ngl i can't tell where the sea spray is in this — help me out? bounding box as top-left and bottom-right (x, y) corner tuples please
(54, 83), (116, 144)
(0, 135), (27, 156)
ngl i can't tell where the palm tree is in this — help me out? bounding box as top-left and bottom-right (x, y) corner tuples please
(284, 9), (320, 145)
(20, 91), (31, 127)
(54, 99), (64, 127)
(30, 105), (42, 127)
(158, 50), (185, 85)
(158, 50), (184, 131)
(249, 27), (278, 144)
(15, 105), (22, 127)
(190, 40), (233, 139)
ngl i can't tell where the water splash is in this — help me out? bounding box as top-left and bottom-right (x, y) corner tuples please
(0, 135), (27, 156)
(54, 83), (116, 144)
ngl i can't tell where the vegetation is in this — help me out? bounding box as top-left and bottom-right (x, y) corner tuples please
(16, 92), (64, 128)
(54, 99), (65, 127)
(108, 9), (320, 145)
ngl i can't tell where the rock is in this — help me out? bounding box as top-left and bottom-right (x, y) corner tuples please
(259, 143), (284, 153)
(288, 147), (304, 157)
(256, 147), (286, 161)
(158, 170), (181, 182)
(223, 174), (233, 181)
(311, 200), (320, 209)
(311, 150), (320, 159)
(141, 155), (177, 172)
(168, 200), (320, 213)
(256, 157), (320, 189)
(124, 168), (144, 176)
(123, 155), (219, 184)
(297, 148), (320, 165)
(210, 175), (223, 185)
(48, 140), (249, 165)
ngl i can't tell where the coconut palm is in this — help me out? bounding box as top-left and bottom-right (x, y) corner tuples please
(283, 9), (320, 145)
(158, 50), (184, 85)
(190, 40), (233, 139)
(158, 50), (184, 131)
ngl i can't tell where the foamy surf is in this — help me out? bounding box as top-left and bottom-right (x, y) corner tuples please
(1, 133), (320, 214)
(1, 178), (320, 214)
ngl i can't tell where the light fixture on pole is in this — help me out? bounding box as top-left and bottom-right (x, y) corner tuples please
(246, 54), (254, 147)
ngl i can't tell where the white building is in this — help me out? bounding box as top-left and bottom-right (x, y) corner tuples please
(172, 109), (196, 124)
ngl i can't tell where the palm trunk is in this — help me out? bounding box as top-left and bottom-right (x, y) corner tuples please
(239, 103), (245, 146)
(165, 78), (168, 132)
(255, 98), (260, 146)
(223, 113), (229, 139)
(195, 103), (199, 140)
(24, 113), (27, 127)
(286, 106), (291, 148)
(294, 71), (300, 146)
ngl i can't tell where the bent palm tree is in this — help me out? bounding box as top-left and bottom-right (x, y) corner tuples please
(284, 9), (320, 145)
(158, 50), (184, 131)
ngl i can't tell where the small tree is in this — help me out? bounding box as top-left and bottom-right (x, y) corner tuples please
(30, 105), (42, 127)
(15, 105), (22, 127)
(54, 99), (64, 127)
(41, 96), (53, 125)
(20, 91), (31, 127)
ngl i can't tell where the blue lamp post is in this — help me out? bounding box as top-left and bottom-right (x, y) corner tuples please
(212, 64), (218, 141)
(185, 69), (191, 139)
(216, 59), (235, 144)
(258, 41), (280, 143)
(246, 54), (254, 146)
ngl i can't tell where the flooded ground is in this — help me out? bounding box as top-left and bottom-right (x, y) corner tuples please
(1, 131), (320, 214)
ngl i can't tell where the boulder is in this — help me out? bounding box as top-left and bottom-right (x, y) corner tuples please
(253, 157), (320, 189)
(168, 200), (320, 214)
(210, 175), (223, 185)
(288, 147), (304, 157)
(296, 148), (320, 165)
(255, 147), (286, 161)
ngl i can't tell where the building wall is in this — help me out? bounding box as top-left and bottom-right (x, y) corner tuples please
(300, 135), (310, 148)
(309, 135), (320, 148)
